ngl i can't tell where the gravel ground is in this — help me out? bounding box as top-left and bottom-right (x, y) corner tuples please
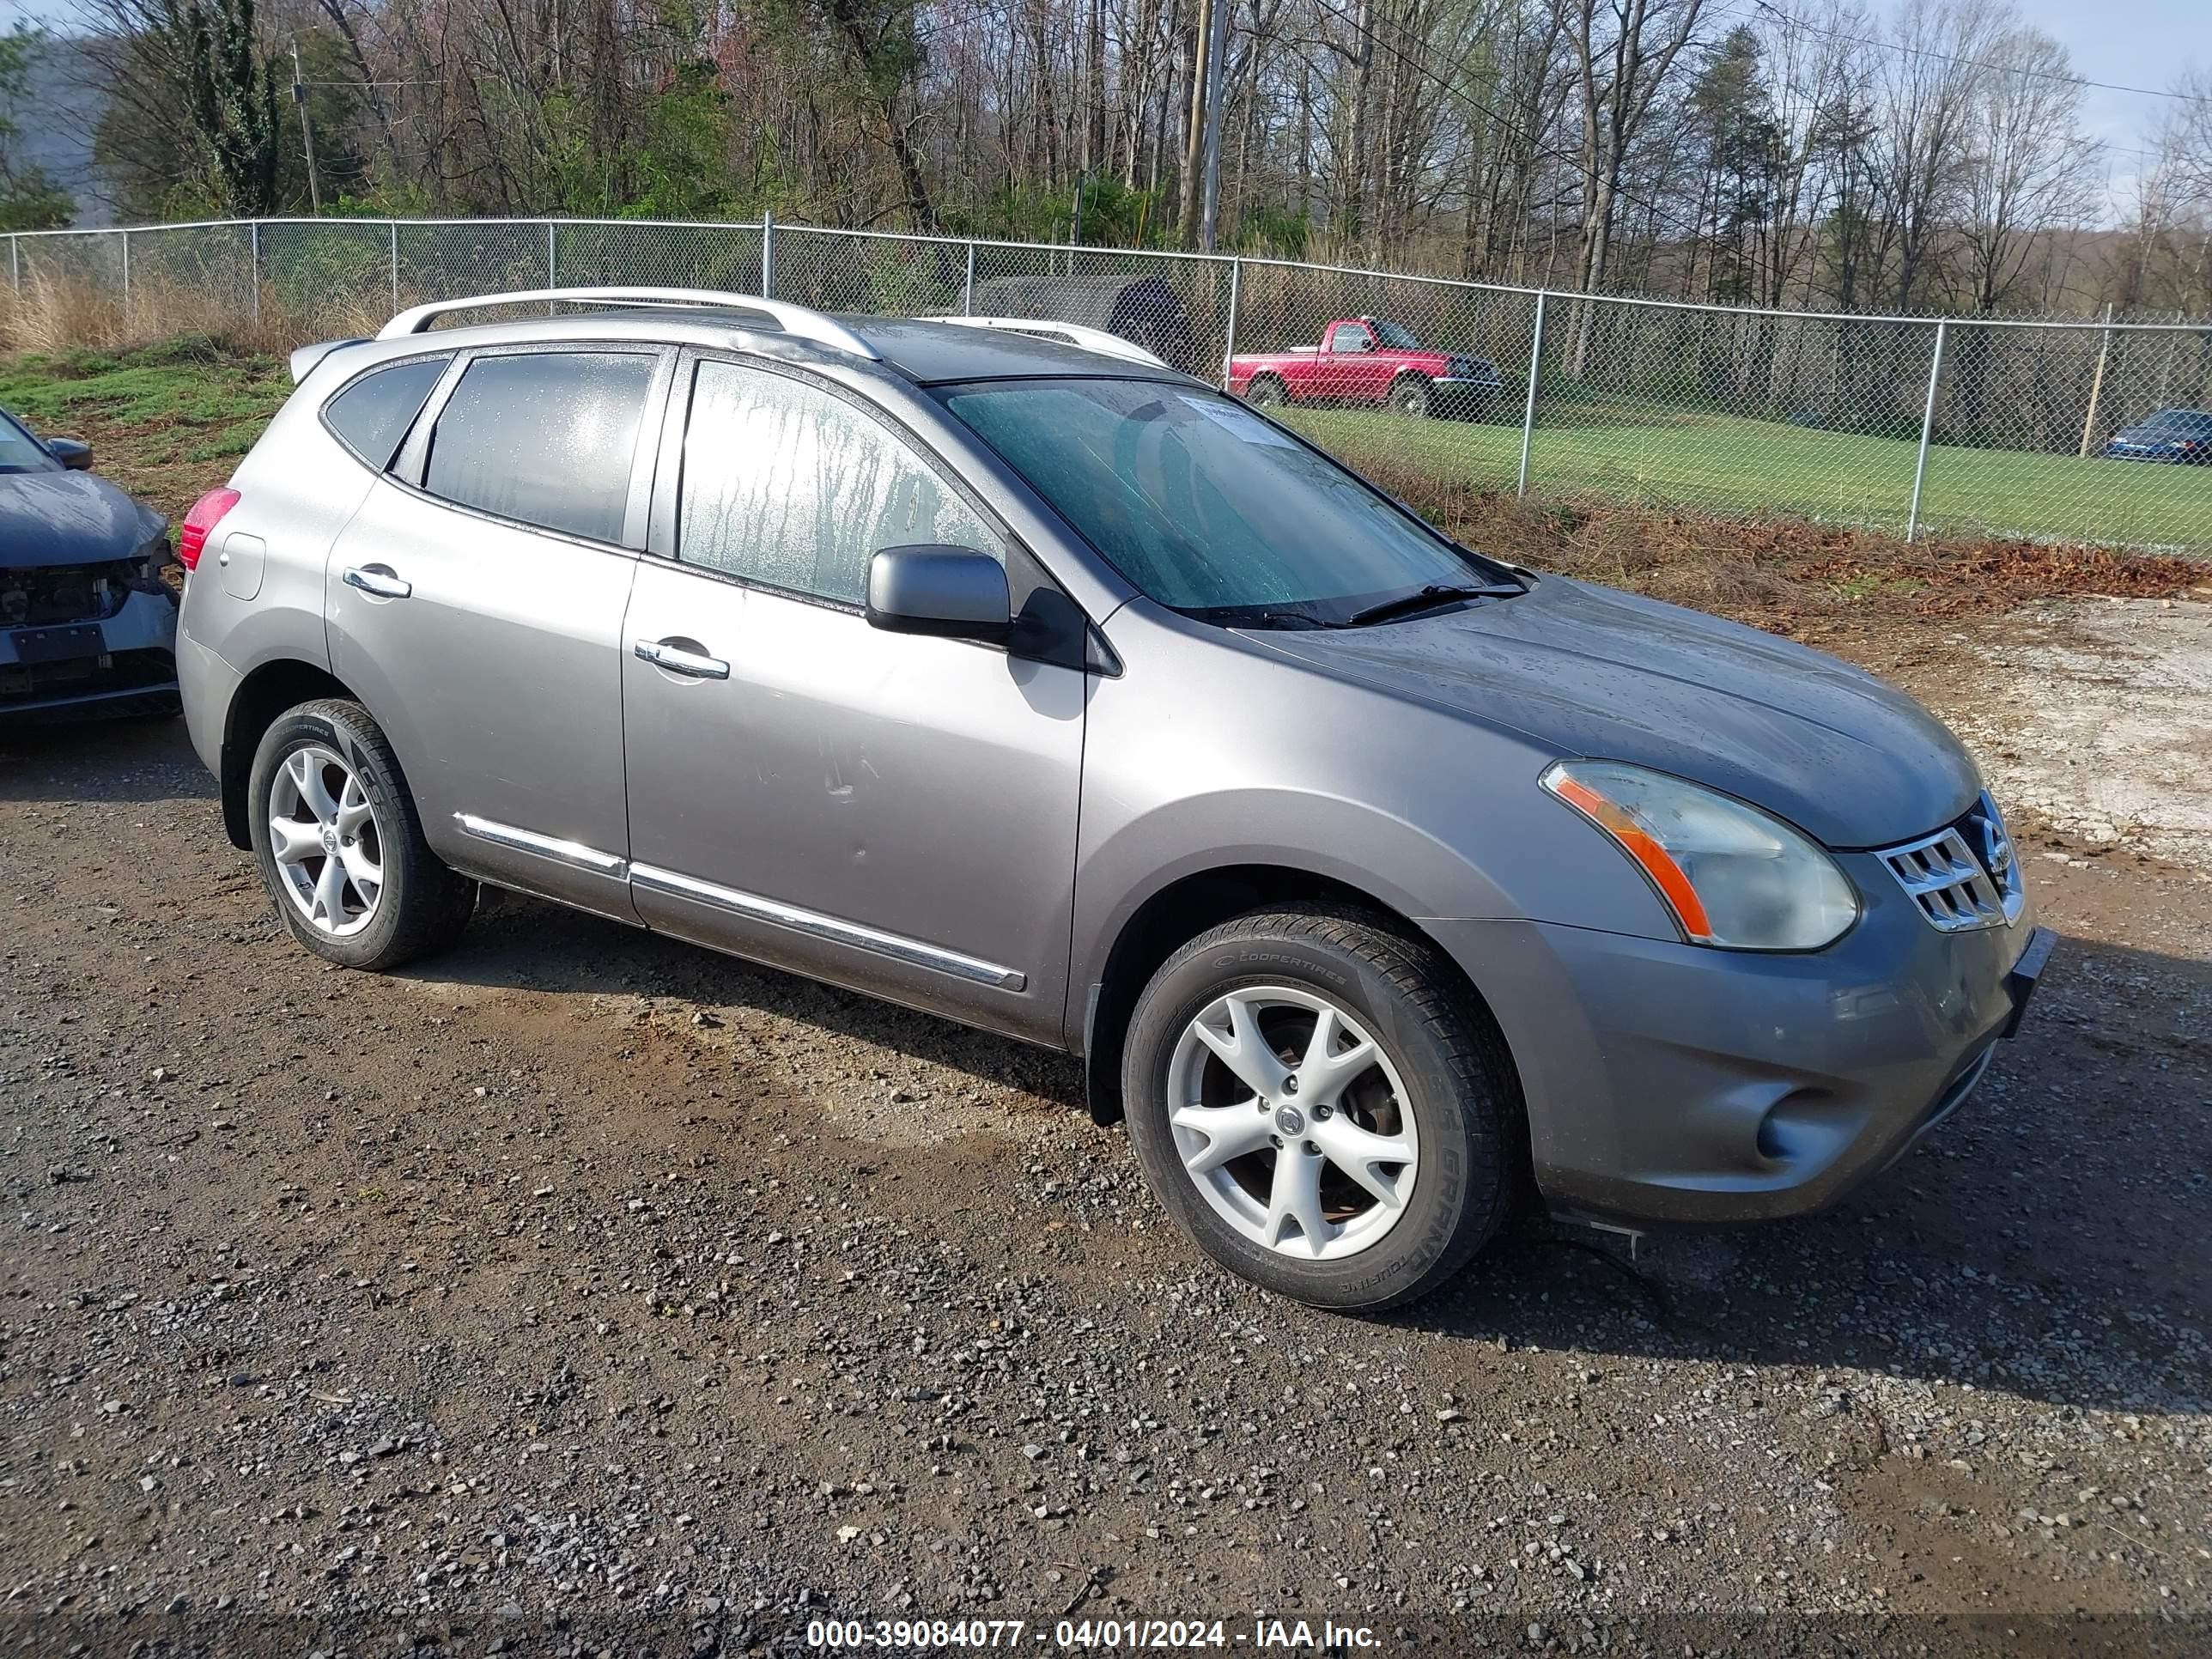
(2, 631), (2208, 1657)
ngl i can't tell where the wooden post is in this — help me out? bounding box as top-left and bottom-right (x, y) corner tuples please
(2078, 303), (2115, 459)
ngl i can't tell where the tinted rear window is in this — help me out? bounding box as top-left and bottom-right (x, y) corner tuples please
(422, 351), (657, 544)
(324, 356), (449, 471)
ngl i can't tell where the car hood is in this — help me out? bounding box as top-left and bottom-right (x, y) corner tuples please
(1243, 576), (1979, 848)
(0, 470), (160, 569)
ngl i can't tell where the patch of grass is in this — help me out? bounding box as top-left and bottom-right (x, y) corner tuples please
(183, 429), (261, 463)
(0, 342), (286, 427)
(0, 343), (289, 519)
(1283, 402), (2212, 555)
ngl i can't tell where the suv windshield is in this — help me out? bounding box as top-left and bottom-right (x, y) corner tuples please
(941, 379), (1517, 626)
(2144, 409), (2212, 434)
(0, 410), (61, 476)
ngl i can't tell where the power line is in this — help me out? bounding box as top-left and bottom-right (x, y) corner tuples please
(1736, 0), (2210, 108)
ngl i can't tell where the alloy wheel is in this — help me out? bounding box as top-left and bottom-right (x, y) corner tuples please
(1164, 986), (1419, 1260)
(268, 744), (384, 937)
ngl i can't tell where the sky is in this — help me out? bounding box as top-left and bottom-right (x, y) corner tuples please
(2016, 0), (2203, 164)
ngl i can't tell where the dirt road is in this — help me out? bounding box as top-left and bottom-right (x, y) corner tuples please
(3, 617), (2208, 1656)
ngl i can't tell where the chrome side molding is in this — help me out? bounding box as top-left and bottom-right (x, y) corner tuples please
(453, 813), (629, 877)
(630, 862), (1026, 991)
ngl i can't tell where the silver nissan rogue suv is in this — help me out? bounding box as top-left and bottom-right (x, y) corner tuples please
(176, 287), (2054, 1311)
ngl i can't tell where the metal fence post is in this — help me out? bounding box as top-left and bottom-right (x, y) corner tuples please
(1220, 257), (1241, 389)
(1907, 318), (1946, 544)
(1517, 290), (1547, 499)
(963, 240), (975, 315)
(546, 221), (556, 288)
(391, 221), (401, 313)
(9, 234), (18, 295)
(249, 222), (261, 326)
(760, 210), (775, 299)
(119, 228), (131, 316)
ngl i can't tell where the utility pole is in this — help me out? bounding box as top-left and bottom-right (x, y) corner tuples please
(1199, 0), (1230, 251)
(1177, 0), (1215, 249)
(292, 41), (322, 214)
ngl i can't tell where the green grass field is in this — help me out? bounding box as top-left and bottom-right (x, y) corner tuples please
(1284, 402), (2212, 554)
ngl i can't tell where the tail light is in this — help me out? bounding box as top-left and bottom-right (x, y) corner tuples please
(179, 488), (240, 571)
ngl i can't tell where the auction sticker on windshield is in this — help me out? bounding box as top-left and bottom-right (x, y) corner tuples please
(1178, 392), (1300, 447)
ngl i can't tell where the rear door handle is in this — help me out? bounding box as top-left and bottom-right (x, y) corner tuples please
(343, 565), (412, 599)
(634, 638), (731, 680)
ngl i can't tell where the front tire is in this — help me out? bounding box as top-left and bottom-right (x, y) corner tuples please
(247, 697), (475, 970)
(1121, 907), (1522, 1311)
(1389, 377), (1434, 417)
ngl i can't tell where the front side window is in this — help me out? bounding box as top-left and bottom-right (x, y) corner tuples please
(942, 379), (1515, 626)
(325, 355), (449, 471)
(679, 360), (1003, 605)
(422, 351), (656, 544)
(0, 410), (60, 475)
(1328, 323), (1373, 353)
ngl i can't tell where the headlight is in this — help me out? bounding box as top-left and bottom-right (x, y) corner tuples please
(1540, 760), (1859, 951)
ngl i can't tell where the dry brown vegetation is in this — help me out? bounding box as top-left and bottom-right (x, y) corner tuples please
(0, 274), (384, 360)
(1360, 453), (2212, 656)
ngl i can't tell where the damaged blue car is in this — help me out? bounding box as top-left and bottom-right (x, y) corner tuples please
(1, 406), (180, 720)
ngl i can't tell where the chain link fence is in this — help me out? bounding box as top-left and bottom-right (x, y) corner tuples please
(7, 216), (2210, 555)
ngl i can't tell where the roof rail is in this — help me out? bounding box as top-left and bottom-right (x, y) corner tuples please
(928, 314), (1167, 368)
(376, 287), (879, 360)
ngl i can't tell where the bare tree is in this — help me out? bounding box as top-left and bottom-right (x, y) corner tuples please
(1565, 0), (1705, 370)
(1953, 24), (2096, 315)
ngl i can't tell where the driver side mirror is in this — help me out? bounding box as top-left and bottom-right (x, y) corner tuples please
(47, 436), (94, 471)
(866, 545), (1011, 647)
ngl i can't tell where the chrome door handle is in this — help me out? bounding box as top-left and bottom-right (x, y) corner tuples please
(633, 638), (730, 680)
(343, 565), (412, 599)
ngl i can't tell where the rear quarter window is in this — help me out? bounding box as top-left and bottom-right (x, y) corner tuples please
(323, 356), (450, 471)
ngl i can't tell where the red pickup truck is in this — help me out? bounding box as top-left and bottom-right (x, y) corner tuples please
(1227, 317), (1507, 419)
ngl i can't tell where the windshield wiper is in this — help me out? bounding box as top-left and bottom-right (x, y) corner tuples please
(1203, 606), (1342, 630)
(1345, 583), (1520, 628)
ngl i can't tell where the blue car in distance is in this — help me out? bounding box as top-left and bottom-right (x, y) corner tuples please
(1, 406), (180, 720)
(2101, 406), (2212, 465)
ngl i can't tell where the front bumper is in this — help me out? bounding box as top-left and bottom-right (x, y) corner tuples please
(1431, 375), (1504, 415)
(1, 587), (179, 718)
(1428, 862), (2054, 1229)
(2102, 443), (2204, 463)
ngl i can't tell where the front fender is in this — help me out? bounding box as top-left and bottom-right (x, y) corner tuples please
(1069, 603), (1677, 1047)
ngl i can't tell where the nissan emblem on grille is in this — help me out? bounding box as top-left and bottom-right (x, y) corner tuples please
(1877, 792), (2025, 933)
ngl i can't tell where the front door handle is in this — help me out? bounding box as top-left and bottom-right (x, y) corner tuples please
(634, 638), (731, 680)
(343, 565), (412, 599)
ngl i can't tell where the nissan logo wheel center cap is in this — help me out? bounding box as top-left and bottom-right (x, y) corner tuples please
(1274, 1104), (1307, 1137)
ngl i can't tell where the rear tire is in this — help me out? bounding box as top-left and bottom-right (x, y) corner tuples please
(247, 697), (476, 971)
(1244, 376), (1288, 409)
(1121, 906), (1522, 1311)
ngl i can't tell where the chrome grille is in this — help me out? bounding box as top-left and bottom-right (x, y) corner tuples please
(1878, 793), (2025, 933)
